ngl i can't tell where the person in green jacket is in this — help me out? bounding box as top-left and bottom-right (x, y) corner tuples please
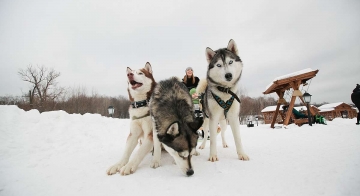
(190, 88), (204, 138)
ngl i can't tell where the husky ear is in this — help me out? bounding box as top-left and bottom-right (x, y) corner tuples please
(167, 122), (179, 136)
(127, 67), (132, 74)
(227, 39), (238, 55)
(144, 62), (152, 74)
(205, 47), (216, 64)
(188, 118), (204, 132)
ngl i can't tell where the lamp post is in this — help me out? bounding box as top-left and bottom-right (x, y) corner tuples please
(303, 92), (312, 126)
(108, 106), (115, 117)
(255, 116), (259, 126)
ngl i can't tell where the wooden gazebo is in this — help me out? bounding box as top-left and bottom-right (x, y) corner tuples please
(263, 68), (319, 128)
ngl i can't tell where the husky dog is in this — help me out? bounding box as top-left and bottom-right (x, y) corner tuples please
(107, 62), (156, 175)
(202, 39), (249, 162)
(150, 77), (203, 176)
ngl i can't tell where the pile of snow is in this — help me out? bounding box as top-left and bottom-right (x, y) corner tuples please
(1, 105), (359, 196)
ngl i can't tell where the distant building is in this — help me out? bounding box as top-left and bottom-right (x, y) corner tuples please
(261, 105), (319, 124)
(318, 102), (357, 120)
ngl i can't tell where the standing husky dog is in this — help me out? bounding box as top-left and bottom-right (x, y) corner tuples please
(107, 62), (156, 175)
(150, 77), (203, 176)
(203, 39), (249, 162)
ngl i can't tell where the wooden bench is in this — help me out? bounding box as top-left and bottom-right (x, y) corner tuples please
(293, 118), (309, 126)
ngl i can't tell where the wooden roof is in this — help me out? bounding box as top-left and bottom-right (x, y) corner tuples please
(263, 69), (319, 94)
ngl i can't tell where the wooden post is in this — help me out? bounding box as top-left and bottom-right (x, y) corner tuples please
(283, 81), (301, 126)
(270, 91), (285, 128)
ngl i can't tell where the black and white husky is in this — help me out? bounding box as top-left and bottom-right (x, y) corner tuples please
(202, 39), (249, 162)
(107, 62), (156, 175)
(150, 77), (203, 176)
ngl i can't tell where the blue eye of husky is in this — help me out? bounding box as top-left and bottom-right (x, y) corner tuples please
(229, 60), (233, 64)
(216, 64), (221, 67)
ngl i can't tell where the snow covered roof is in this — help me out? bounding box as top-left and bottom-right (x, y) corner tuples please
(318, 102), (344, 109)
(263, 68), (319, 94)
(261, 105), (283, 113)
(261, 105), (314, 113)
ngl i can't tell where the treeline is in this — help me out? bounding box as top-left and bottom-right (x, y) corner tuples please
(0, 88), (131, 118)
(1, 91), (279, 121)
(1, 92), (331, 123)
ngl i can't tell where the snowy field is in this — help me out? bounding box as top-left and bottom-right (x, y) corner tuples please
(0, 105), (359, 196)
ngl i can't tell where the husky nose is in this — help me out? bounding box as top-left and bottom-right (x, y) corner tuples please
(186, 169), (194, 176)
(225, 73), (232, 81)
(127, 73), (134, 79)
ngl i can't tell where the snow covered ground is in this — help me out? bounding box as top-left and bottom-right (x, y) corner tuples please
(0, 105), (359, 196)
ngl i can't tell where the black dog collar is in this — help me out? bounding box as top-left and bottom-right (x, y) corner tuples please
(131, 100), (149, 108)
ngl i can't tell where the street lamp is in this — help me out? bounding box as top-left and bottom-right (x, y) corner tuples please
(255, 116), (259, 126)
(108, 106), (115, 117)
(302, 92), (312, 126)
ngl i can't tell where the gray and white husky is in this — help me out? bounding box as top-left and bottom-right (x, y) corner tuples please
(150, 77), (203, 176)
(107, 62), (156, 175)
(202, 39), (249, 162)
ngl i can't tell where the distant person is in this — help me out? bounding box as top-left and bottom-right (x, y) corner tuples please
(351, 84), (360, 125)
(183, 67), (200, 91)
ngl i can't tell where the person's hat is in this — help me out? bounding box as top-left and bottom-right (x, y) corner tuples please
(185, 67), (193, 72)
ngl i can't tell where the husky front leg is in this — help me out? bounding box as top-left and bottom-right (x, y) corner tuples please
(120, 129), (154, 175)
(199, 118), (209, 149)
(208, 118), (219, 161)
(150, 127), (162, 168)
(107, 122), (142, 175)
(219, 119), (228, 148)
(150, 119), (162, 168)
(228, 116), (249, 161)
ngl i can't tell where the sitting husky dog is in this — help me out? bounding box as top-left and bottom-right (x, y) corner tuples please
(150, 77), (203, 176)
(107, 62), (156, 176)
(202, 39), (249, 162)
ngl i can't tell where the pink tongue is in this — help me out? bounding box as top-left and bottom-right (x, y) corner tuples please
(132, 83), (142, 89)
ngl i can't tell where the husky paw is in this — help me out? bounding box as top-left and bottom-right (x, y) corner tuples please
(150, 160), (161, 168)
(119, 163), (137, 175)
(238, 153), (250, 161)
(194, 150), (200, 156)
(106, 163), (123, 175)
(222, 143), (228, 148)
(208, 155), (218, 162)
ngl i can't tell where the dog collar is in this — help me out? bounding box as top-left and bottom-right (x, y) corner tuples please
(216, 86), (241, 103)
(131, 100), (149, 108)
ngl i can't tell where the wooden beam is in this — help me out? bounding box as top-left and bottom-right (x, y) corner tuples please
(284, 81), (301, 125)
(270, 90), (285, 128)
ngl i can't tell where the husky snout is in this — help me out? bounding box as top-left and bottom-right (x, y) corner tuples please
(225, 73), (232, 81)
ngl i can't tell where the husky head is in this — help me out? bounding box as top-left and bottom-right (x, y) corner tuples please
(205, 39), (243, 87)
(127, 62), (156, 101)
(158, 118), (203, 176)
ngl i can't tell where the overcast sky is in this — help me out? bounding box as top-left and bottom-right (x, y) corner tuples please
(1, 0), (359, 104)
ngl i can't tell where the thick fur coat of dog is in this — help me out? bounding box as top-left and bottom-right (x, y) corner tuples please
(202, 39), (249, 162)
(107, 62), (156, 175)
(149, 77), (203, 176)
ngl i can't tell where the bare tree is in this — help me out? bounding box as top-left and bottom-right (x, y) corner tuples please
(18, 65), (65, 112)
